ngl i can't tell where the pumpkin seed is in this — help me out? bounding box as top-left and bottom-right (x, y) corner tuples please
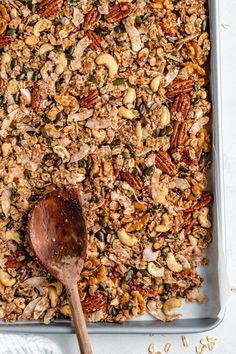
(150, 102), (158, 111)
(98, 217), (107, 228)
(160, 127), (166, 136)
(94, 27), (109, 36)
(123, 302), (132, 310)
(202, 19), (208, 32)
(88, 75), (97, 84)
(124, 269), (133, 283)
(114, 23), (126, 34)
(122, 151), (129, 159)
(95, 230), (105, 242)
(139, 269), (149, 277)
(135, 16), (142, 26)
(138, 103), (146, 115)
(161, 246), (170, 257)
(10, 188), (19, 202)
(24, 169), (31, 179)
(112, 307), (119, 316)
(55, 81), (61, 93)
(166, 125), (173, 136)
(145, 166), (155, 176)
(13, 92), (20, 104)
(153, 128), (161, 138)
(10, 58), (17, 70)
(55, 158), (62, 167)
(43, 153), (53, 161)
(113, 77), (126, 85)
(16, 73), (25, 81)
(40, 127), (48, 137)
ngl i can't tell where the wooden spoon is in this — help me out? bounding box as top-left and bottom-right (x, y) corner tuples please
(27, 189), (93, 354)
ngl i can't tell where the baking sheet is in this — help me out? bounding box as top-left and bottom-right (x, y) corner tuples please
(0, 0), (230, 334)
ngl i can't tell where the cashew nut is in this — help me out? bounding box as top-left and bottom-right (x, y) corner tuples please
(1, 142), (12, 158)
(147, 262), (164, 277)
(59, 304), (71, 317)
(34, 19), (51, 37)
(123, 87), (136, 106)
(137, 47), (149, 63)
(95, 53), (118, 78)
(38, 43), (54, 56)
(159, 105), (170, 128)
(155, 213), (170, 232)
(198, 207), (211, 228)
(188, 235), (198, 246)
(53, 145), (70, 163)
(48, 286), (58, 308)
(166, 253), (183, 273)
(117, 228), (138, 247)
(55, 53), (68, 75)
(118, 106), (138, 119)
(50, 281), (63, 296)
(0, 269), (16, 287)
(162, 298), (182, 316)
(150, 74), (163, 93)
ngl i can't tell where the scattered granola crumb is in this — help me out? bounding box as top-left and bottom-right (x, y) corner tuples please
(200, 338), (209, 347)
(182, 335), (190, 347)
(196, 344), (205, 354)
(231, 286), (236, 293)
(164, 343), (173, 353)
(221, 23), (231, 29)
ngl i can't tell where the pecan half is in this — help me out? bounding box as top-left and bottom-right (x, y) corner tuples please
(37, 0), (63, 17)
(155, 151), (177, 176)
(31, 85), (40, 113)
(166, 79), (194, 98)
(120, 171), (142, 190)
(0, 5), (8, 35)
(170, 93), (190, 118)
(86, 30), (102, 51)
(82, 294), (107, 314)
(170, 121), (188, 148)
(184, 218), (197, 236)
(84, 7), (98, 30)
(185, 192), (212, 212)
(79, 89), (98, 109)
(0, 36), (12, 48)
(126, 213), (150, 232)
(105, 2), (132, 23)
(5, 257), (23, 270)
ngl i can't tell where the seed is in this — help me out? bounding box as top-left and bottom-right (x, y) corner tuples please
(145, 166), (155, 176)
(98, 217), (106, 228)
(164, 343), (173, 353)
(122, 151), (129, 159)
(142, 12), (150, 21)
(179, 165), (189, 173)
(145, 87), (153, 95)
(24, 169), (32, 179)
(95, 230), (105, 242)
(138, 103), (146, 115)
(10, 188), (18, 203)
(43, 153), (53, 161)
(79, 159), (87, 169)
(88, 75), (97, 83)
(132, 168), (139, 176)
(148, 343), (156, 353)
(94, 27), (109, 36)
(113, 77), (126, 85)
(112, 307), (119, 316)
(55, 81), (61, 92)
(139, 269), (149, 277)
(11, 59), (18, 70)
(32, 71), (39, 82)
(150, 103), (158, 111)
(123, 301), (132, 310)
(114, 23), (126, 34)
(200, 339), (208, 347)
(196, 345), (205, 354)
(16, 73), (25, 81)
(191, 96), (200, 104)
(181, 335), (190, 347)
(13, 92), (20, 104)
(166, 125), (173, 136)
(135, 16), (142, 26)
(55, 158), (62, 167)
(202, 19), (208, 31)
(124, 269), (133, 283)
(161, 246), (170, 257)
(6, 28), (15, 35)
(40, 127), (48, 137)
(160, 127), (166, 136)
(56, 111), (65, 121)
(153, 128), (160, 138)
(148, 236), (156, 243)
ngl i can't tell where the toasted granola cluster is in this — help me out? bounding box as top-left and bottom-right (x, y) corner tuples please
(0, 0), (212, 323)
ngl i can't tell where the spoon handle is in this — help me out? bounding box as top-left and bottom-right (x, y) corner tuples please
(66, 284), (93, 354)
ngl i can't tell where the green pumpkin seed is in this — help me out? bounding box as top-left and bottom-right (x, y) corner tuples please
(88, 75), (97, 83)
(123, 302), (132, 310)
(191, 96), (200, 104)
(94, 27), (109, 36)
(40, 127), (48, 137)
(166, 125), (173, 136)
(132, 168), (139, 176)
(150, 103), (158, 111)
(145, 87), (153, 95)
(135, 16), (142, 26)
(161, 246), (170, 257)
(113, 77), (126, 85)
(124, 269), (133, 283)
(145, 166), (155, 176)
(55, 158), (62, 167)
(112, 307), (119, 316)
(13, 92), (20, 104)
(138, 103), (146, 115)
(122, 151), (129, 159)
(153, 128), (161, 138)
(95, 230), (105, 242)
(43, 153), (53, 161)
(24, 169), (31, 179)
(10, 188), (18, 202)
(6, 28), (15, 36)
(142, 12), (151, 21)
(160, 127), (167, 136)
(148, 236), (157, 243)
(55, 82), (61, 93)
(98, 217), (106, 228)
(16, 73), (25, 81)
(139, 269), (149, 277)
(202, 19), (208, 31)
(114, 23), (126, 34)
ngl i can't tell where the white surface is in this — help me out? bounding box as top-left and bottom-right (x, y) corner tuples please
(2, 0), (236, 352)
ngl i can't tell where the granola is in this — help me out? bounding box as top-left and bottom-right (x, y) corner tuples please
(0, 0), (212, 324)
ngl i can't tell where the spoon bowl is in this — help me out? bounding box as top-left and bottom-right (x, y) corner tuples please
(28, 189), (93, 354)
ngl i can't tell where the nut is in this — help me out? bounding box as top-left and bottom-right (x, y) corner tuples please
(170, 93), (190, 118)
(34, 19), (51, 37)
(0, 36), (12, 49)
(185, 192), (212, 212)
(120, 171), (142, 190)
(0, 5), (8, 35)
(123, 87), (136, 106)
(155, 151), (177, 176)
(118, 106), (138, 119)
(82, 294), (107, 313)
(38, 43), (54, 56)
(188, 235), (198, 246)
(162, 298), (182, 316)
(84, 7), (98, 30)
(159, 105), (170, 128)
(147, 262), (164, 277)
(166, 79), (194, 98)
(117, 228), (138, 247)
(166, 253), (183, 272)
(37, 0), (63, 17)
(0, 269), (16, 287)
(48, 286), (58, 308)
(87, 30), (102, 51)
(105, 2), (132, 22)
(79, 89), (98, 109)
(96, 53), (118, 78)
(137, 47), (149, 63)
(59, 304), (71, 317)
(53, 145), (70, 163)
(198, 207), (211, 228)
(126, 213), (150, 232)
(55, 53), (68, 75)
(150, 74), (163, 93)
(155, 213), (170, 232)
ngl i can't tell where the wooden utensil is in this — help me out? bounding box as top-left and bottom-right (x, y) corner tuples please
(27, 189), (93, 354)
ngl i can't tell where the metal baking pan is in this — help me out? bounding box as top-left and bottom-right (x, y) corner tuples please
(0, 0), (226, 334)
